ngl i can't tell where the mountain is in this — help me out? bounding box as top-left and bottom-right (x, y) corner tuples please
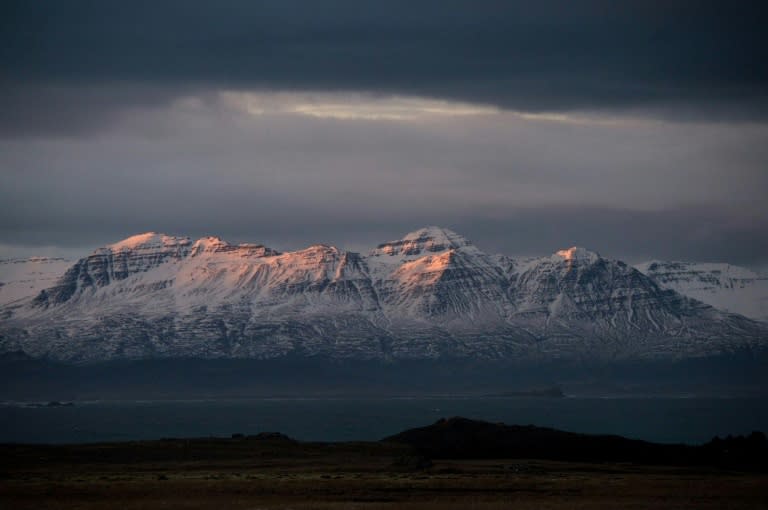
(0, 257), (72, 307)
(506, 248), (766, 359)
(636, 261), (768, 322)
(1, 227), (766, 363)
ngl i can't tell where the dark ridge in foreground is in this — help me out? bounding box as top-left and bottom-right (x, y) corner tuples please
(4, 428), (767, 510)
(385, 417), (768, 470)
(2, 417), (766, 471)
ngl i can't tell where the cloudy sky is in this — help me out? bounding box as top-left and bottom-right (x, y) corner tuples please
(2, 1), (767, 266)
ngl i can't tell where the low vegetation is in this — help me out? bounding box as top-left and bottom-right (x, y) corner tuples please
(2, 418), (766, 509)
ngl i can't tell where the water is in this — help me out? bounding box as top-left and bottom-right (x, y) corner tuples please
(1, 396), (766, 445)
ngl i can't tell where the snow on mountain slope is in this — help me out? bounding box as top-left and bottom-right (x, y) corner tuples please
(5, 234), (391, 361)
(29, 236), (378, 318)
(369, 227), (510, 321)
(370, 226), (479, 259)
(32, 233), (193, 307)
(1, 228), (767, 362)
(508, 248), (763, 358)
(636, 261), (768, 322)
(0, 257), (71, 306)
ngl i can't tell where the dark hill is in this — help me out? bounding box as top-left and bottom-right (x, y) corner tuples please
(385, 417), (768, 469)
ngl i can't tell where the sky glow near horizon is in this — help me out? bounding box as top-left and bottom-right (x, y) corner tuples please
(215, 91), (653, 127)
(1, 1), (766, 267)
(218, 92), (501, 121)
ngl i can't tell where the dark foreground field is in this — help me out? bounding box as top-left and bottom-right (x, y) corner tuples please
(2, 420), (767, 510)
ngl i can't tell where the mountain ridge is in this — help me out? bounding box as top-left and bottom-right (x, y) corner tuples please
(1, 227), (766, 363)
(635, 260), (768, 322)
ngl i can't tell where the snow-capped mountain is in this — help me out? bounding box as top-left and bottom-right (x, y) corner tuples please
(0, 257), (72, 307)
(368, 228), (510, 320)
(636, 261), (768, 322)
(1, 227), (766, 362)
(507, 248), (763, 359)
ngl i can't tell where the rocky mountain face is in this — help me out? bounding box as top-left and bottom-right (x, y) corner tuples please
(635, 261), (768, 322)
(32, 233), (193, 307)
(1, 227), (766, 362)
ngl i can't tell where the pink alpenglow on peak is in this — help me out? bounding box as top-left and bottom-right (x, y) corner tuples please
(4, 226), (768, 362)
(401, 226), (468, 244)
(371, 226), (477, 258)
(553, 246), (600, 263)
(102, 232), (192, 253)
(190, 236), (280, 257)
(190, 236), (231, 255)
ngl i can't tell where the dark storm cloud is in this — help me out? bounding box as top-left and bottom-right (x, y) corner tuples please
(1, 108), (766, 266)
(1, 1), (766, 268)
(2, 0), (768, 136)
(0, 84), (190, 138)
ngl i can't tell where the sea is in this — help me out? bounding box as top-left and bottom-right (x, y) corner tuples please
(2, 396), (767, 445)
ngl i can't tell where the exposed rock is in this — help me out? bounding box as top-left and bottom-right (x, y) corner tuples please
(2, 227), (767, 362)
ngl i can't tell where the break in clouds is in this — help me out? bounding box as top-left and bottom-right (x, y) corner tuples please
(1, 1), (767, 267)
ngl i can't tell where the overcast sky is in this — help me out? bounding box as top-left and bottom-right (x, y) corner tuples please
(2, 1), (767, 266)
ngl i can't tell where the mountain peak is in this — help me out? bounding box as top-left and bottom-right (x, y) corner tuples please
(6, 228), (768, 363)
(372, 226), (475, 258)
(190, 237), (282, 257)
(402, 226), (467, 243)
(553, 246), (599, 263)
(102, 232), (191, 253)
(190, 236), (230, 255)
